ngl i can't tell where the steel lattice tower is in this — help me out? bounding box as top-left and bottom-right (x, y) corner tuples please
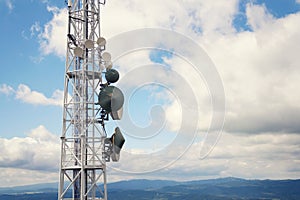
(58, 0), (119, 199)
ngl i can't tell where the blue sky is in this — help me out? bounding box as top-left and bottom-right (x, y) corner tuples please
(0, 0), (300, 187)
(0, 1), (64, 137)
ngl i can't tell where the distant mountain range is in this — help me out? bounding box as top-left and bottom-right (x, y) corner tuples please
(1, 177), (300, 199)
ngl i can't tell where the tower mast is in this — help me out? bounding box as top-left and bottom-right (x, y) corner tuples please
(58, 0), (109, 199)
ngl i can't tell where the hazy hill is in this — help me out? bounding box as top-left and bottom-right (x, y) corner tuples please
(0, 182), (57, 195)
(108, 179), (179, 190)
(1, 178), (300, 200)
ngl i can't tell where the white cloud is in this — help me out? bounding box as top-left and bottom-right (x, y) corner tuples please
(102, 0), (239, 37)
(25, 0), (300, 183)
(30, 21), (41, 37)
(38, 6), (68, 57)
(164, 100), (182, 132)
(207, 132), (300, 179)
(202, 6), (300, 133)
(105, 1), (300, 135)
(0, 125), (59, 187)
(246, 3), (275, 31)
(0, 167), (57, 187)
(16, 84), (63, 106)
(36, 1), (300, 133)
(102, 0), (182, 35)
(183, 0), (239, 35)
(103, 1), (300, 181)
(103, 0), (300, 140)
(0, 84), (63, 106)
(0, 125), (60, 173)
(37, 0), (240, 57)
(0, 84), (14, 95)
(297, 0), (300, 4)
(107, 132), (300, 181)
(27, 125), (58, 143)
(1, 128), (299, 186)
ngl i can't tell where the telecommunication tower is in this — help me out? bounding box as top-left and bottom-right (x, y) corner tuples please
(58, 0), (125, 200)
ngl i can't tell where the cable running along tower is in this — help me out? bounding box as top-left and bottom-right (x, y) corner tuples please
(58, 0), (125, 199)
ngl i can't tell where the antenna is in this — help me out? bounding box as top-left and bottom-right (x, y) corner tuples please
(58, 1), (125, 200)
(102, 52), (112, 62)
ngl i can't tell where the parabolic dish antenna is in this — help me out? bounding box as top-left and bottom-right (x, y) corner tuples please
(98, 86), (124, 113)
(105, 69), (119, 83)
(97, 37), (106, 46)
(102, 52), (111, 62)
(85, 39), (94, 49)
(100, 64), (105, 70)
(105, 61), (113, 70)
(74, 47), (83, 57)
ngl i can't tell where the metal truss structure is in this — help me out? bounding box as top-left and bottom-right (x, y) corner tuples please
(58, 0), (109, 199)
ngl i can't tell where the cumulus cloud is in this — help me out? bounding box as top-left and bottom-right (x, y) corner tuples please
(36, 0), (240, 57)
(22, 0), (300, 183)
(246, 3), (275, 31)
(202, 4), (300, 133)
(2, 128), (298, 186)
(0, 167), (58, 187)
(38, 0), (297, 134)
(102, 0), (240, 36)
(103, 1), (300, 181)
(0, 84), (63, 106)
(107, 131), (300, 181)
(0, 125), (60, 172)
(207, 132), (300, 179)
(34, 1), (300, 134)
(0, 126), (60, 187)
(38, 6), (68, 57)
